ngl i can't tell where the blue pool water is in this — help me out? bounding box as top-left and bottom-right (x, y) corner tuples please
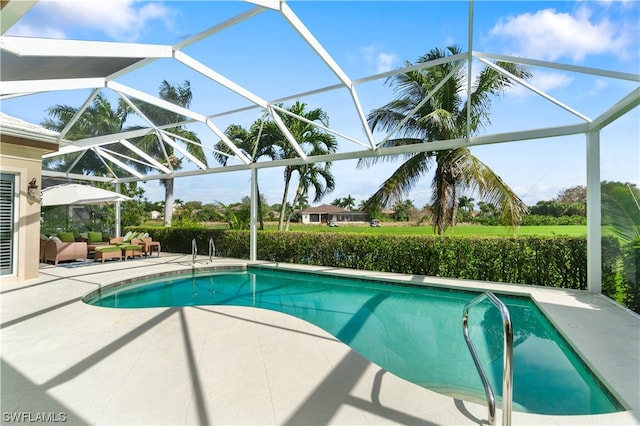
(85, 266), (623, 415)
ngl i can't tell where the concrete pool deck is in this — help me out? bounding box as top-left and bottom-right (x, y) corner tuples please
(1, 253), (638, 425)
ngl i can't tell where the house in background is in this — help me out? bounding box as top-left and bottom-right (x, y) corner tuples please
(300, 204), (368, 225)
(0, 113), (59, 282)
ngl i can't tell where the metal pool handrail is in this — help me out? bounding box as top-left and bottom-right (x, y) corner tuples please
(462, 291), (513, 426)
(209, 237), (215, 262)
(191, 238), (197, 265)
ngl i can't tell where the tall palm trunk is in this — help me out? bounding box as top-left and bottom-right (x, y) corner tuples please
(256, 182), (265, 230)
(449, 185), (458, 234)
(285, 175), (305, 231)
(163, 178), (174, 227)
(433, 161), (448, 235)
(278, 167), (293, 230)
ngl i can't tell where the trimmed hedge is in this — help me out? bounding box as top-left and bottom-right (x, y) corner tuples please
(128, 227), (622, 292)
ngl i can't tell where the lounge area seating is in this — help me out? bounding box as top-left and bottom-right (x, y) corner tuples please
(39, 231), (158, 265)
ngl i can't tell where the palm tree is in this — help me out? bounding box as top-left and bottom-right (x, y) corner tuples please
(213, 120), (279, 230)
(41, 94), (130, 175)
(285, 162), (336, 230)
(458, 195), (475, 212)
(130, 80), (207, 227)
(342, 194), (356, 211)
(266, 102), (338, 230)
(359, 46), (530, 234)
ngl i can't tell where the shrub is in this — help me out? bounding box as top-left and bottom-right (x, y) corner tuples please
(521, 215), (586, 226)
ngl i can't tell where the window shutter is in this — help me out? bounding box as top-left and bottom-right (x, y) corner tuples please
(0, 174), (16, 276)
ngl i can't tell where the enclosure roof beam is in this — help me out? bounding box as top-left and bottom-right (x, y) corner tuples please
(0, 78), (105, 96)
(478, 57), (592, 122)
(589, 87), (640, 132)
(474, 51), (640, 82)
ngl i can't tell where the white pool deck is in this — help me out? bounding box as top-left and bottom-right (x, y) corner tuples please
(1, 253), (638, 425)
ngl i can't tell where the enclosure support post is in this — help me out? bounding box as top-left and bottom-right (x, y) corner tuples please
(250, 166), (258, 262)
(115, 182), (122, 237)
(586, 130), (602, 294)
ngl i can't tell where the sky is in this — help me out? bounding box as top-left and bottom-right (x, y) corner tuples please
(2, 0), (639, 209)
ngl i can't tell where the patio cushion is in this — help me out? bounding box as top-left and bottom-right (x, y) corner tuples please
(95, 245), (121, 253)
(88, 231), (103, 244)
(58, 232), (75, 242)
(119, 244), (142, 251)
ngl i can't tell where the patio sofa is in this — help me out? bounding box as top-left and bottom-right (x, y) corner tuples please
(42, 239), (88, 265)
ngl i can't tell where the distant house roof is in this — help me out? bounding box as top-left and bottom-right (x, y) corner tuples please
(301, 204), (350, 214)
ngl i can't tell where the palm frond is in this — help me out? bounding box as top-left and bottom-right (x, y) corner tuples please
(455, 152), (528, 226)
(365, 151), (433, 208)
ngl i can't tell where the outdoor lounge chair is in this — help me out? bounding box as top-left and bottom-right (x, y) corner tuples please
(121, 238), (144, 260)
(85, 231), (110, 257)
(108, 230), (135, 245)
(140, 236), (161, 257)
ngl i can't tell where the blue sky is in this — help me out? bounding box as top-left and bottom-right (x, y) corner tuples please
(3, 1), (639, 208)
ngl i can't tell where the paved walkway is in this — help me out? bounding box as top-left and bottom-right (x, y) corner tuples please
(1, 254), (638, 425)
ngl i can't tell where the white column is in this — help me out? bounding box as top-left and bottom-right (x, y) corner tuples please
(250, 166), (258, 262)
(115, 182), (122, 237)
(586, 130), (602, 294)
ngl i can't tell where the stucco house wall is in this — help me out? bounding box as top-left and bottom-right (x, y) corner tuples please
(0, 114), (58, 283)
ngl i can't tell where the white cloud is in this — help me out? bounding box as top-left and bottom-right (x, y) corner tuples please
(7, 1), (173, 42)
(361, 45), (398, 73)
(533, 71), (574, 91)
(8, 24), (66, 39)
(489, 6), (631, 62)
(586, 78), (610, 96)
(508, 71), (573, 98)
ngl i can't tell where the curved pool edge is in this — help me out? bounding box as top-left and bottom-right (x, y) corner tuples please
(82, 262), (248, 305)
(78, 255), (638, 421)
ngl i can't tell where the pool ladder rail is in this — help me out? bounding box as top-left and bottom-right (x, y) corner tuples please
(191, 238), (216, 265)
(462, 291), (513, 426)
(208, 237), (215, 262)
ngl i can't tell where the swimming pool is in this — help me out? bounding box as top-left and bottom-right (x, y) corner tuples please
(84, 266), (623, 416)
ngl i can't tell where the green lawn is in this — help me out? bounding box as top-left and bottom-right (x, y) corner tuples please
(263, 224), (596, 237)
